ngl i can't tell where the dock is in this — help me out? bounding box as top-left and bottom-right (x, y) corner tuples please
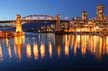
(0, 31), (14, 38)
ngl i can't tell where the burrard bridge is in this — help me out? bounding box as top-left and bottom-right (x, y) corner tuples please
(0, 14), (70, 37)
(0, 15), (69, 23)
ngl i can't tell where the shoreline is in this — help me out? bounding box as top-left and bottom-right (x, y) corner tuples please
(0, 31), (108, 38)
(28, 31), (108, 36)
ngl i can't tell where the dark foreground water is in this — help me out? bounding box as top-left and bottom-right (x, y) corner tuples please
(0, 33), (108, 71)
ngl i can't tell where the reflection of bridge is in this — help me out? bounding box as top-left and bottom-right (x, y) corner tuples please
(1, 33), (108, 60)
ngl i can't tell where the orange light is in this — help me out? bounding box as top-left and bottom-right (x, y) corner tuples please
(40, 43), (45, 59)
(8, 45), (12, 59)
(26, 43), (32, 59)
(49, 42), (52, 58)
(0, 44), (3, 61)
(57, 47), (61, 57)
(33, 42), (38, 60)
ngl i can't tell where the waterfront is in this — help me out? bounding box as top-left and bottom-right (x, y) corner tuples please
(0, 32), (107, 70)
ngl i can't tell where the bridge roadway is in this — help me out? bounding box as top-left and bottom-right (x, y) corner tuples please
(0, 20), (70, 23)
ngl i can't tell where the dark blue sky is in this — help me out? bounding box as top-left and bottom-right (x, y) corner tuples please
(0, 0), (108, 20)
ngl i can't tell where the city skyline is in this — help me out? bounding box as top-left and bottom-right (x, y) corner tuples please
(0, 0), (108, 20)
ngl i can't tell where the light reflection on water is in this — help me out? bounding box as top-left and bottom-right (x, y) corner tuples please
(0, 33), (108, 62)
(0, 43), (3, 61)
(33, 42), (38, 60)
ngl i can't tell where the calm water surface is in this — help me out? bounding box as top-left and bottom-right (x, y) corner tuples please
(0, 33), (108, 71)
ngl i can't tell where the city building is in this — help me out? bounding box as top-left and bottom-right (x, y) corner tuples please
(96, 4), (104, 23)
(82, 11), (88, 22)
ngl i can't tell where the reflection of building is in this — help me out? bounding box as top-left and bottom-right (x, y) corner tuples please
(26, 42), (32, 59)
(0, 33), (108, 61)
(96, 4), (104, 22)
(40, 42), (45, 59)
(55, 35), (63, 56)
(48, 42), (52, 58)
(0, 43), (3, 61)
(70, 34), (108, 60)
(33, 42), (39, 60)
(64, 35), (70, 56)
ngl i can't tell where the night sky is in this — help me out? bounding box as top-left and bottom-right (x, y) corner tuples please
(0, 0), (108, 20)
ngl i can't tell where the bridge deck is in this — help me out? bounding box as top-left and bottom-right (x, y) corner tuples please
(0, 20), (70, 23)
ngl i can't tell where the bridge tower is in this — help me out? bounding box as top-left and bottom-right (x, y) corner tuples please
(55, 15), (61, 32)
(16, 14), (23, 33)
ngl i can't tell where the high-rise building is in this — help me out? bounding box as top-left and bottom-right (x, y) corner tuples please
(96, 4), (104, 21)
(82, 11), (88, 21)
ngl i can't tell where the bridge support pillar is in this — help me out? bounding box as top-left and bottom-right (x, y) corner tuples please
(16, 14), (23, 33)
(55, 15), (61, 32)
(15, 14), (24, 36)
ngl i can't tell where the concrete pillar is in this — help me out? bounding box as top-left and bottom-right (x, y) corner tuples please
(16, 14), (23, 33)
(55, 15), (61, 32)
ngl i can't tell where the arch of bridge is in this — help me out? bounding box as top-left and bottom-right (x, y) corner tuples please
(23, 15), (55, 20)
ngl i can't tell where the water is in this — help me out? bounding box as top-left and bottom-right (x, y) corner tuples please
(0, 33), (108, 71)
